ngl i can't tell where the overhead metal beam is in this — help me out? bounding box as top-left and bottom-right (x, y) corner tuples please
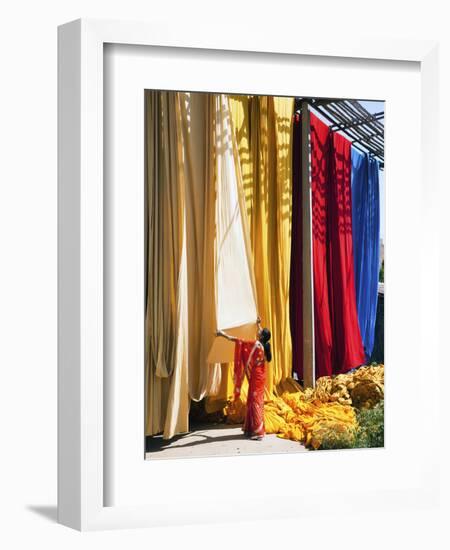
(330, 111), (384, 132)
(295, 98), (385, 168)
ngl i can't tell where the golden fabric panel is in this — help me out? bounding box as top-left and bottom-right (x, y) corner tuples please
(272, 96), (295, 388)
(229, 95), (294, 393)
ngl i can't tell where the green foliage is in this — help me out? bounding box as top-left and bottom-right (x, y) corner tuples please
(318, 428), (356, 450)
(317, 401), (384, 451)
(354, 400), (384, 448)
(379, 260), (384, 283)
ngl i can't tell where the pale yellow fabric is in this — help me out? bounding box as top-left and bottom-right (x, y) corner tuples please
(229, 95), (294, 394)
(177, 92), (222, 401)
(145, 91), (189, 438)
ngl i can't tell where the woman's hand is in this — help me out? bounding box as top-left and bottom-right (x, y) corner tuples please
(256, 315), (261, 324)
(216, 329), (237, 342)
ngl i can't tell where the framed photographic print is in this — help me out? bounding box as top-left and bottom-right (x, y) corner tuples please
(58, 18), (440, 530)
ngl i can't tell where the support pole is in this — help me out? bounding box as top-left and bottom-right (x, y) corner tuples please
(301, 100), (315, 387)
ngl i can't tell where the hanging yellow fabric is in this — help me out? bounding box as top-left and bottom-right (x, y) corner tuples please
(229, 95), (294, 393)
(272, 96), (295, 387)
(145, 91), (189, 438)
(205, 94), (258, 413)
(177, 92), (222, 401)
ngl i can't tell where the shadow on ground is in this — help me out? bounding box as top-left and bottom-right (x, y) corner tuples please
(27, 505), (57, 523)
(146, 422), (306, 459)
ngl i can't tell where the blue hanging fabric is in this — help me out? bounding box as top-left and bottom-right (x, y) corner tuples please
(351, 148), (381, 360)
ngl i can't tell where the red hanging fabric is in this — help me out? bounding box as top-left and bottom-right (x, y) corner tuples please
(310, 113), (334, 378)
(328, 131), (365, 373)
(290, 112), (364, 381)
(290, 113), (334, 379)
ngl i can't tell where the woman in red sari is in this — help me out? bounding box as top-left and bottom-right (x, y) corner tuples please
(216, 317), (272, 440)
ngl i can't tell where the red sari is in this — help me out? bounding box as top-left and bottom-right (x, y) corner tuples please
(233, 339), (266, 437)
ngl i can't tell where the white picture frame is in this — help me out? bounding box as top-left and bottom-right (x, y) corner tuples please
(58, 18), (440, 531)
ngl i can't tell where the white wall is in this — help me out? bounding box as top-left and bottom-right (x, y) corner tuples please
(0, 1), (449, 547)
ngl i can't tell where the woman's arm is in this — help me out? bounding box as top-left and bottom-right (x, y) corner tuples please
(256, 315), (262, 332)
(216, 329), (238, 342)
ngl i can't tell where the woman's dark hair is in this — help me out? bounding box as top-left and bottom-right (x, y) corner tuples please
(258, 328), (272, 362)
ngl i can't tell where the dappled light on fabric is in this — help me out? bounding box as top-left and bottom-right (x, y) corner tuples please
(290, 113), (364, 380)
(178, 92), (222, 401)
(213, 94), (258, 333)
(205, 94), (259, 412)
(229, 95), (294, 392)
(145, 93), (377, 443)
(329, 131), (365, 373)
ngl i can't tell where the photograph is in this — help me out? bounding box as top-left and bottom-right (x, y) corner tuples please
(144, 91), (385, 459)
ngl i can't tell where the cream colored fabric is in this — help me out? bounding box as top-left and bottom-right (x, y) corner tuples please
(177, 92), (222, 400)
(145, 91), (189, 438)
(229, 95), (294, 394)
(213, 94), (258, 330)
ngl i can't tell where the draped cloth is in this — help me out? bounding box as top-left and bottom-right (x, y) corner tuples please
(290, 113), (304, 379)
(205, 94), (258, 407)
(290, 113), (334, 380)
(229, 95), (294, 393)
(233, 339), (266, 437)
(145, 91), (189, 438)
(311, 114), (334, 378)
(351, 149), (381, 360)
(328, 131), (365, 373)
(290, 113), (364, 380)
(146, 91), (294, 435)
(177, 92), (222, 401)
(213, 94), (258, 334)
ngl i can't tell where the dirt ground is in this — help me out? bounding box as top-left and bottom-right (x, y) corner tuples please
(145, 422), (307, 460)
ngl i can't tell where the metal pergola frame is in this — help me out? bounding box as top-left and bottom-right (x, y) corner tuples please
(295, 97), (385, 169)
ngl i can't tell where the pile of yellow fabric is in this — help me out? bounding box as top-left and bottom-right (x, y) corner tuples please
(308, 364), (384, 409)
(226, 364), (384, 450)
(265, 393), (358, 450)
